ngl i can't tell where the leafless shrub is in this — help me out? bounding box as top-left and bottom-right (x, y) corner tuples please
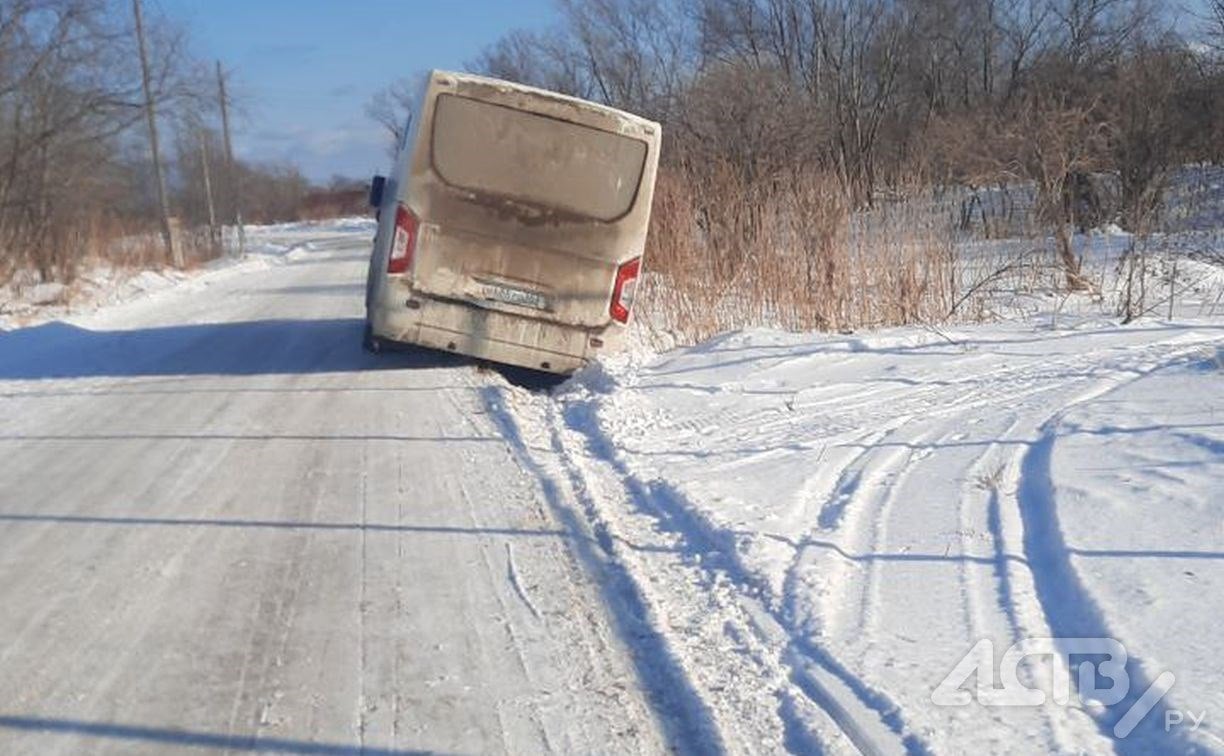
(640, 162), (958, 343)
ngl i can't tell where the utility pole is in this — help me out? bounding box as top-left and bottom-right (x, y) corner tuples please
(199, 128), (219, 254)
(133, 0), (180, 267)
(217, 60), (245, 257)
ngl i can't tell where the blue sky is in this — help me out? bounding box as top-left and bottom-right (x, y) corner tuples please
(155, 0), (558, 182)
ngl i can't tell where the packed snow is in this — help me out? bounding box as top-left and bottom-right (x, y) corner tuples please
(0, 226), (666, 754)
(488, 316), (1224, 754)
(3, 215), (1221, 754)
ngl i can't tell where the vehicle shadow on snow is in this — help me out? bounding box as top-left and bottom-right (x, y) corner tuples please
(0, 318), (467, 379)
(483, 362), (569, 392)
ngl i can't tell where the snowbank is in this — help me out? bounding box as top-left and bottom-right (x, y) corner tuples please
(503, 317), (1224, 753)
(0, 217), (376, 330)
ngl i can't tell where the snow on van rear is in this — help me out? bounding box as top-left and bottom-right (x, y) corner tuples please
(493, 317), (1224, 754)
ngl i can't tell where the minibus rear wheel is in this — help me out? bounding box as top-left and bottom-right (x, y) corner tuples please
(362, 323), (383, 354)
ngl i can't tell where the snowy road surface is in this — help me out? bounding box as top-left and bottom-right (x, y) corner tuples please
(0, 232), (669, 754)
(2, 221), (1222, 755)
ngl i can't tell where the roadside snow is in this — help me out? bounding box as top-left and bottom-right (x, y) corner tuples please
(494, 317), (1223, 754)
(0, 218), (375, 331)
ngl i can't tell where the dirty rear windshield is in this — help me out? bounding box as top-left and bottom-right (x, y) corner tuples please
(430, 93), (648, 222)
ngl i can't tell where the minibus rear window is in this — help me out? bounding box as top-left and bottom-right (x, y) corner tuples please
(431, 93), (647, 222)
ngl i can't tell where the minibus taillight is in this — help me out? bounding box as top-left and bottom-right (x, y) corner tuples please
(610, 257), (641, 324)
(387, 204), (418, 274)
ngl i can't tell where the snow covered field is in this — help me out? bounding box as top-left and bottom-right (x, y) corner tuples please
(490, 317), (1224, 754)
(2, 217), (1221, 754)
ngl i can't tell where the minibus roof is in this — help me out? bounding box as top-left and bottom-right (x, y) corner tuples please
(430, 70), (660, 136)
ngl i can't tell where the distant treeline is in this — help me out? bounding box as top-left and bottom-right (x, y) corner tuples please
(471, 0), (1223, 221)
(0, 0), (353, 284)
(453, 0), (1224, 326)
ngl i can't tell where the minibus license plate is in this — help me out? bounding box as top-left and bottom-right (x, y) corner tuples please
(483, 284), (548, 310)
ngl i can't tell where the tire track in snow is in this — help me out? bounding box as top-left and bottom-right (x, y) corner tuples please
(812, 427), (896, 531)
(785, 439), (917, 643)
(476, 384), (726, 756)
(944, 421), (1074, 754)
(800, 396), (1064, 750)
(773, 426), (896, 648)
(1013, 380), (1210, 755)
(920, 335), (1219, 748)
(554, 394), (929, 756)
(622, 354), (1072, 751)
(953, 416), (1026, 649)
(851, 336), (1213, 752)
(856, 428), (949, 644)
(523, 327), (1218, 754)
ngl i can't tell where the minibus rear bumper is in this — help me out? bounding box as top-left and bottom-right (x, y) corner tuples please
(369, 294), (620, 374)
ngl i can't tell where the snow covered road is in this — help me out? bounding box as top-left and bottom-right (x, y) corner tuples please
(0, 233), (669, 754)
(3, 222), (1222, 755)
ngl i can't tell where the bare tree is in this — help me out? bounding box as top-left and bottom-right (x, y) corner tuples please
(1101, 41), (1195, 232)
(556, 0), (692, 119)
(0, 0), (220, 283)
(947, 84), (1106, 290)
(469, 29), (593, 99)
(365, 75), (422, 156)
(1205, 0), (1224, 52)
(0, 1), (150, 280)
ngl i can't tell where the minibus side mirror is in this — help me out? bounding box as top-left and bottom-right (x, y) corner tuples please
(369, 175), (386, 208)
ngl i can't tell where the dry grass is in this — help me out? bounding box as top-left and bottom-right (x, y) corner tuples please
(640, 163), (960, 344)
(72, 218), (224, 279)
(2, 216), (226, 293)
